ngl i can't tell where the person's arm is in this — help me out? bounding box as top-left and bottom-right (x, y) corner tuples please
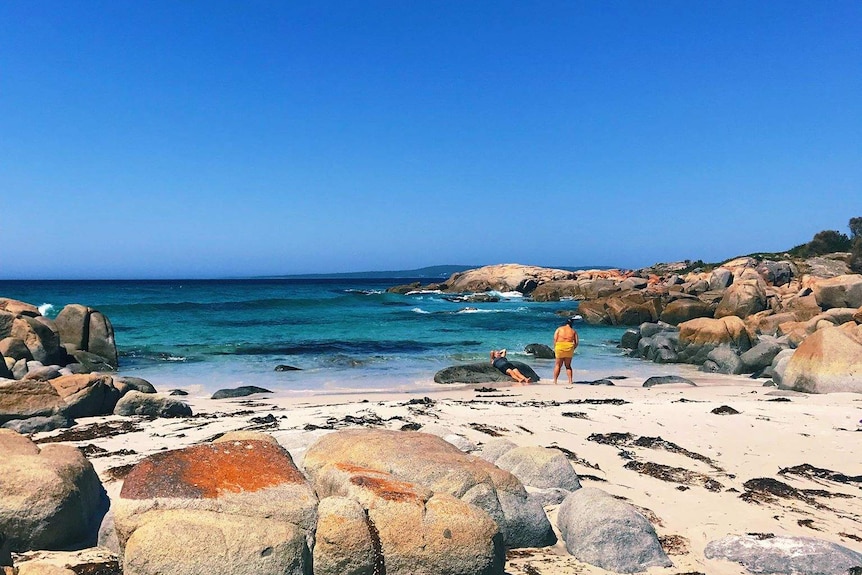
(553, 327), (560, 343)
(490, 351), (495, 364)
(573, 330), (579, 349)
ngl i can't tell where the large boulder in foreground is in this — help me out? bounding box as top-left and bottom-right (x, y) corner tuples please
(704, 534), (862, 575)
(556, 487), (672, 573)
(0, 429), (107, 552)
(311, 462), (504, 575)
(303, 429), (555, 549)
(113, 432), (317, 575)
(779, 323), (862, 393)
(434, 362), (539, 384)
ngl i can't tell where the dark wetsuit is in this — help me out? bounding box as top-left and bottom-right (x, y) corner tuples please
(493, 357), (515, 373)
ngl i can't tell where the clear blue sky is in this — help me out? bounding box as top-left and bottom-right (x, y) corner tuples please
(1, 1), (860, 279)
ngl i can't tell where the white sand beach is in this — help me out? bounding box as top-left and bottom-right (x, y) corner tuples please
(31, 374), (862, 575)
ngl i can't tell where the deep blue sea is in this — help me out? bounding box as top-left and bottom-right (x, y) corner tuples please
(0, 279), (654, 396)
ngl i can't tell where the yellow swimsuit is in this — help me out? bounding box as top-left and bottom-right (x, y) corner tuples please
(555, 341), (575, 358)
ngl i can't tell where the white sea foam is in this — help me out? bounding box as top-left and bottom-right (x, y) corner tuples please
(406, 289), (444, 295)
(37, 303), (54, 316)
(411, 307), (431, 314)
(488, 290), (524, 299)
(346, 289), (384, 295)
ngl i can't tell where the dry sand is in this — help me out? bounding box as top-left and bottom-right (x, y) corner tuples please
(31, 374), (862, 575)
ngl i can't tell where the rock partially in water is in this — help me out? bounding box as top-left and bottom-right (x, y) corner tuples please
(211, 385), (273, 399)
(434, 362), (539, 384)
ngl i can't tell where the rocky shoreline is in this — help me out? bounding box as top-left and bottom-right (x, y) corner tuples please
(2, 253), (861, 574)
(392, 255), (862, 394)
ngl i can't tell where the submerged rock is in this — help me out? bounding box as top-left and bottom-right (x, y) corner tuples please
(524, 343), (554, 359)
(211, 385), (273, 399)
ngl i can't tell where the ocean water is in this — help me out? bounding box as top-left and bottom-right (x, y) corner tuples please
(0, 279), (676, 396)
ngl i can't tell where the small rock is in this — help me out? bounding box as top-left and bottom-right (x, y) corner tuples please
(711, 405), (740, 415)
(274, 364), (301, 372)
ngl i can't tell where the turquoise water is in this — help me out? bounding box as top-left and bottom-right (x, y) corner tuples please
(0, 279), (642, 396)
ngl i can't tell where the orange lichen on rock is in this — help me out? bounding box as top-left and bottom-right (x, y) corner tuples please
(349, 474), (423, 503)
(120, 439), (306, 500)
(333, 462), (423, 503)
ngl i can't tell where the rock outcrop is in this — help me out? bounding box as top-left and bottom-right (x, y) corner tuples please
(442, 264), (577, 295)
(0, 300), (120, 380)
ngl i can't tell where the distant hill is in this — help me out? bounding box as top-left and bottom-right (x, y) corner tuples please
(272, 263), (617, 280)
(272, 265), (480, 280)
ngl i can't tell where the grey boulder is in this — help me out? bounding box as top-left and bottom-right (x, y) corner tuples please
(434, 362), (539, 384)
(494, 446), (581, 491)
(524, 343), (555, 359)
(704, 534), (862, 575)
(2, 414), (75, 434)
(113, 391), (192, 418)
(556, 487), (672, 573)
(477, 438), (518, 464)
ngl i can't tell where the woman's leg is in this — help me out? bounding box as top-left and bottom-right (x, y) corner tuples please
(553, 358), (563, 384)
(563, 357), (573, 384)
(509, 368), (530, 384)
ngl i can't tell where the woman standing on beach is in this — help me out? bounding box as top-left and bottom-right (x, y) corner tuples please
(552, 318), (579, 385)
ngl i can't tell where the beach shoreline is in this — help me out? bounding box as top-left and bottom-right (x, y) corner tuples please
(29, 373), (862, 575)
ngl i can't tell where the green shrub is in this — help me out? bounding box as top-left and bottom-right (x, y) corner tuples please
(808, 230), (851, 254)
(850, 237), (862, 273)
